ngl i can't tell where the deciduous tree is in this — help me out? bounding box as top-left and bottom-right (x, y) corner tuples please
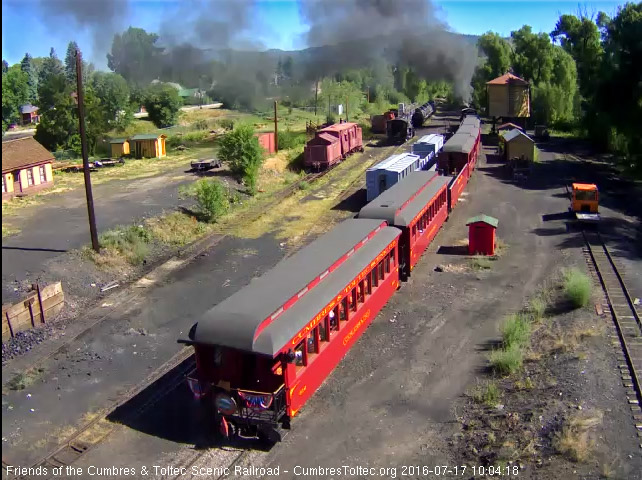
(143, 83), (182, 128)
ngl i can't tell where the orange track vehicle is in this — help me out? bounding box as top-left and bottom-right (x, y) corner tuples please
(571, 183), (600, 222)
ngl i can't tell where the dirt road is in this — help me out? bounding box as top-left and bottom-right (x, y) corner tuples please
(2, 165), (195, 302)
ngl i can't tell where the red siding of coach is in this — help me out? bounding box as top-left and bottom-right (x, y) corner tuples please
(282, 238), (400, 417)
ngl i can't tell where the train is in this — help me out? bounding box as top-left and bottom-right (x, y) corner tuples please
(386, 104), (415, 143)
(303, 122), (364, 171)
(411, 101), (436, 128)
(179, 112), (481, 444)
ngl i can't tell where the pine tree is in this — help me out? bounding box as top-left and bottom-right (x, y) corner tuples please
(38, 48), (64, 87)
(21, 53), (38, 103)
(65, 41), (80, 84)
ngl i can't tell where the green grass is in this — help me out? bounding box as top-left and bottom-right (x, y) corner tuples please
(562, 268), (592, 309)
(470, 379), (501, 406)
(489, 344), (524, 375)
(145, 212), (210, 246)
(501, 313), (531, 349)
(528, 296), (547, 320)
(6, 368), (45, 391)
(98, 225), (152, 266)
(469, 256), (493, 270)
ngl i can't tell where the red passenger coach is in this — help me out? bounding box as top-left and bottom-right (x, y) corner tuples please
(358, 171), (451, 280)
(181, 219), (401, 442)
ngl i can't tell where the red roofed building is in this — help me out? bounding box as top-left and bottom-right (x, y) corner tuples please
(486, 73), (530, 119)
(2, 137), (55, 201)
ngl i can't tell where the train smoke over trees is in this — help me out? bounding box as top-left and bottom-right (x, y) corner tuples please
(24, 0), (476, 107)
(299, 0), (477, 101)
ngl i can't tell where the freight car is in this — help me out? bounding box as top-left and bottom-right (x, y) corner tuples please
(437, 116), (481, 176)
(370, 111), (395, 134)
(181, 219), (401, 442)
(359, 171), (450, 280)
(366, 152), (427, 201)
(304, 122), (364, 170)
(411, 101), (435, 128)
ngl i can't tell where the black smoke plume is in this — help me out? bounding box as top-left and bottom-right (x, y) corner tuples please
(299, 0), (477, 100)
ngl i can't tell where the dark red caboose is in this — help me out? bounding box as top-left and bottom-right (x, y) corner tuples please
(304, 122), (363, 170)
(466, 215), (498, 256)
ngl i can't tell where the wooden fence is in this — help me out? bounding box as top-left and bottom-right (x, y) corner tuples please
(2, 282), (64, 342)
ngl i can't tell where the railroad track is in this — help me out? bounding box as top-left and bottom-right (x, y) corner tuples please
(15, 349), (196, 480)
(581, 230), (642, 446)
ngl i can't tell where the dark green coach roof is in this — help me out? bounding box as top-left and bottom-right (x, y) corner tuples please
(187, 218), (392, 356)
(443, 133), (476, 154)
(466, 214), (499, 228)
(358, 171), (450, 227)
(253, 226), (400, 356)
(109, 137), (128, 144)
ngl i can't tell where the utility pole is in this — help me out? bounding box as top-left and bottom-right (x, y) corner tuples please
(346, 96), (349, 122)
(75, 50), (99, 252)
(314, 80), (319, 117)
(274, 100), (278, 152)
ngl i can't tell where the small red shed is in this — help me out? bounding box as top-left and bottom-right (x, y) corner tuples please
(255, 132), (276, 154)
(466, 215), (499, 256)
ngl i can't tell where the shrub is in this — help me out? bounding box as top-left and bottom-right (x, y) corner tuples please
(298, 180), (310, 191)
(470, 379), (501, 406)
(195, 119), (208, 130)
(502, 313), (531, 349)
(489, 344), (523, 375)
(217, 119), (235, 131)
(99, 225), (152, 265)
(562, 268), (592, 308)
(218, 124), (263, 195)
(277, 130), (306, 150)
(145, 212), (208, 246)
(143, 84), (182, 128)
(529, 296), (547, 320)
(192, 179), (230, 223)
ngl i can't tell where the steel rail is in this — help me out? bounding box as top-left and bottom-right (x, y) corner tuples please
(582, 230), (642, 409)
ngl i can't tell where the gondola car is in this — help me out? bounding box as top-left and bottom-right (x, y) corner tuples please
(359, 171), (450, 280)
(181, 219), (401, 442)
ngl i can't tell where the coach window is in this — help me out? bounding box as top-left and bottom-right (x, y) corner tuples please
(307, 329), (318, 356)
(294, 341), (305, 367)
(385, 254), (390, 274)
(372, 267), (379, 288)
(358, 280), (366, 303)
(339, 298), (348, 322)
(320, 317), (328, 342)
(378, 261), (385, 281)
(389, 249), (395, 268)
(365, 274), (372, 295)
(351, 288), (358, 312)
(329, 308), (339, 332)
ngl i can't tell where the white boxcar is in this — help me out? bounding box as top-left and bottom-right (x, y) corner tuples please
(366, 153), (425, 201)
(412, 134), (445, 159)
